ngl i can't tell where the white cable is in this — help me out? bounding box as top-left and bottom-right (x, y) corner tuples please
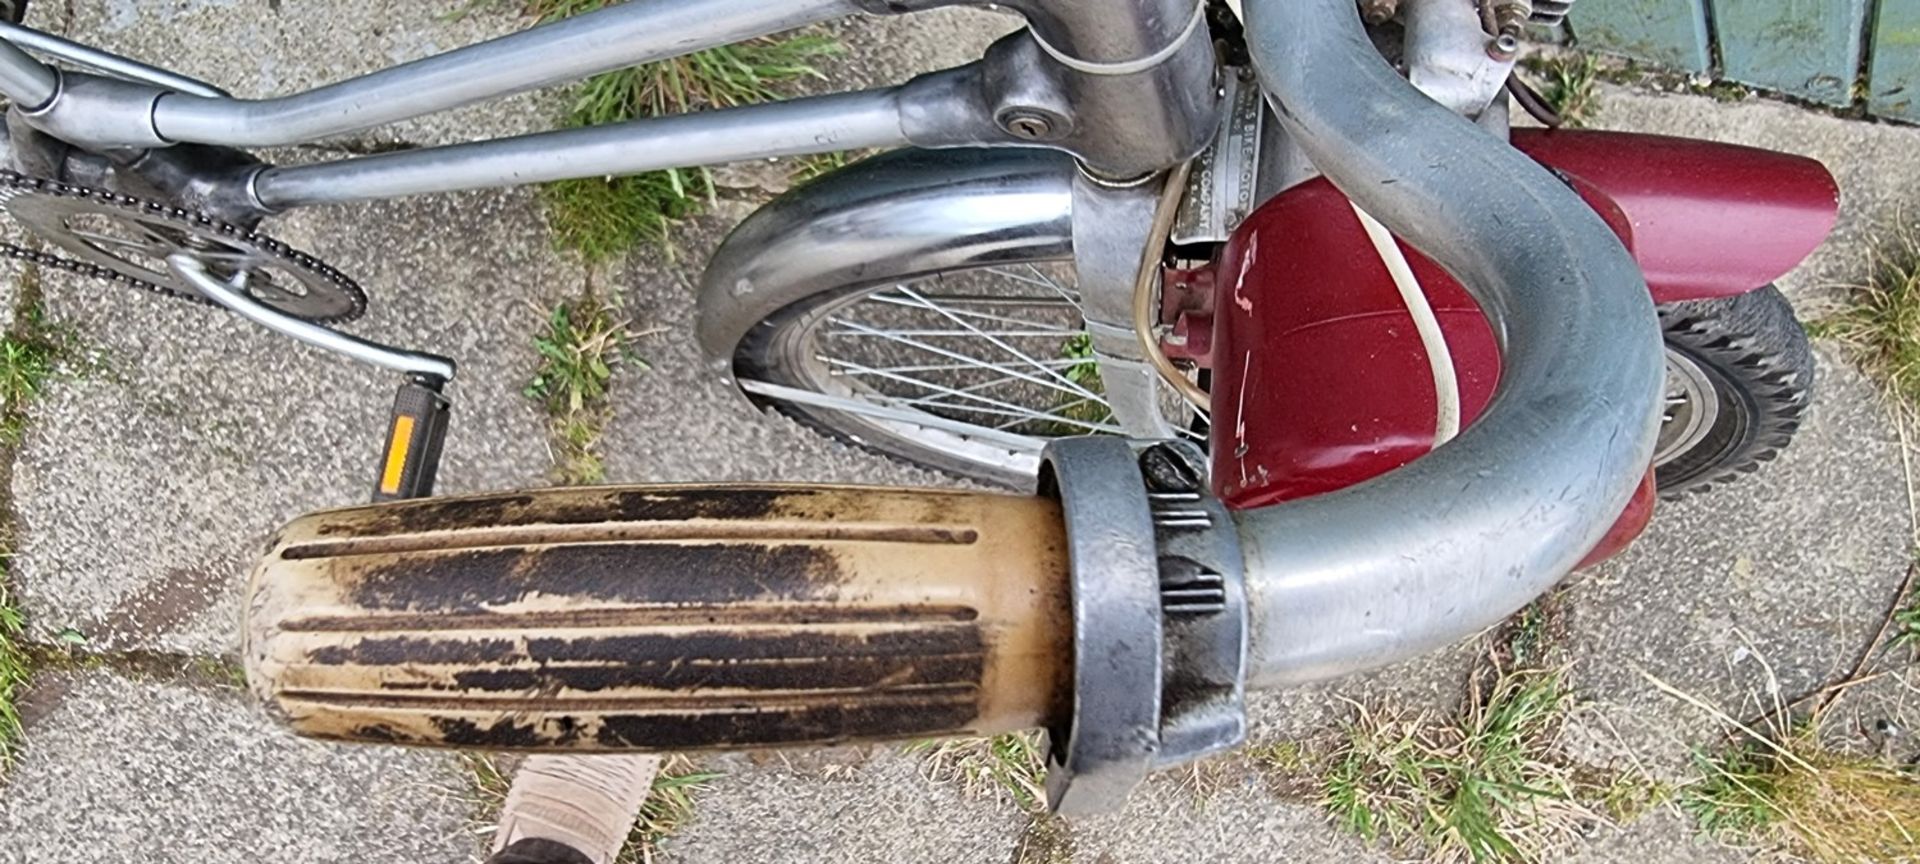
(1349, 200), (1461, 445)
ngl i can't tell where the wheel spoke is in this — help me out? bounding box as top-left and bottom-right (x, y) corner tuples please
(825, 318), (1098, 403)
(823, 327), (1084, 339)
(739, 379), (1046, 452)
(861, 293), (1081, 330)
(823, 357), (1115, 428)
(821, 356), (1085, 376)
(893, 285), (1101, 401)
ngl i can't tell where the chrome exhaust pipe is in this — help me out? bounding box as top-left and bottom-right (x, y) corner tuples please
(1231, 0), (1662, 686)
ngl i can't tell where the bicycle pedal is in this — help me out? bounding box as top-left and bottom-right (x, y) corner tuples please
(373, 375), (451, 502)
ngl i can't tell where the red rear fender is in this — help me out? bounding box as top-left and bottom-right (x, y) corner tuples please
(1207, 130), (1837, 553)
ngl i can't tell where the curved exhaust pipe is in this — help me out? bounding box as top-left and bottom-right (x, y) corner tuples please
(1231, 0), (1662, 686)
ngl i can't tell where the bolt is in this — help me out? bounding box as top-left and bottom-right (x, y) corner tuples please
(1360, 0), (1399, 24)
(1487, 32), (1521, 61)
(1000, 109), (1056, 141)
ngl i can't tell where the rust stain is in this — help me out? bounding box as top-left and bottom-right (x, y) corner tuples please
(280, 523), (977, 561)
(344, 543), (844, 612)
(591, 690), (978, 749)
(441, 651), (985, 694)
(313, 488), (824, 541)
(316, 493), (536, 537)
(280, 602), (979, 634)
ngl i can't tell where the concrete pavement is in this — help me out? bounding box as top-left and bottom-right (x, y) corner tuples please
(0, 4), (1915, 863)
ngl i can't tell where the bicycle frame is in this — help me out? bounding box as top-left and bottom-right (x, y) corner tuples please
(0, 0), (1219, 214)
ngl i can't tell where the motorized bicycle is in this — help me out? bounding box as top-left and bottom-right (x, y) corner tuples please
(0, 0), (1838, 834)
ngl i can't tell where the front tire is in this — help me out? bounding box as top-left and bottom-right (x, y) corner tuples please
(1652, 285), (1814, 496)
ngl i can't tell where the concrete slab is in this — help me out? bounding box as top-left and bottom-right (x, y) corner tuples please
(0, 7), (1916, 864)
(1565, 345), (1915, 773)
(9, 187), (561, 656)
(659, 749), (1027, 864)
(0, 668), (476, 864)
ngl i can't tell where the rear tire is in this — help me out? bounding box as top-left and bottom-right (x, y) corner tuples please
(1652, 285), (1814, 496)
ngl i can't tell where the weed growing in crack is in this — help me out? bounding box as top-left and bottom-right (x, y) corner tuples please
(524, 296), (651, 484)
(474, 0), (838, 261)
(1681, 725), (1920, 862)
(1522, 53), (1602, 127)
(1816, 217), (1920, 411)
(912, 730), (1050, 814)
(1319, 667), (1600, 862)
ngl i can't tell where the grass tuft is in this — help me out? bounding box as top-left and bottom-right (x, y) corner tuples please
(1813, 220), (1920, 409)
(1319, 667), (1599, 862)
(1894, 579), (1920, 654)
(490, 0), (838, 262)
(0, 308), (64, 445)
(913, 730), (1050, 814)
(0, 582), (26, 763)
(524, 296), (650, 484)
(618, 758), (719, 864)
(1682, 727), (1920, 862)
(1528, 54), (1602, 128)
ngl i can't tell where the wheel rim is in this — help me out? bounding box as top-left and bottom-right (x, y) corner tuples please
(757, 264), (1202, 477)
(1654, 346), (1720, 467)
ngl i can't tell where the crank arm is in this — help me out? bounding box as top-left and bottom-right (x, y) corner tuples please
(167, 255), (453, 380)
(168, 255), (456, 502)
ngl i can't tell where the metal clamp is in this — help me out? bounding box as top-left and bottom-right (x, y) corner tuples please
(1039, 437), (1247, 814)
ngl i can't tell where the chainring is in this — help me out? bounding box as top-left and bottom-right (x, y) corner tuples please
(0, 171), (368, 324)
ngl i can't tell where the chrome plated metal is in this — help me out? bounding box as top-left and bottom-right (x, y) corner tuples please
(1655, 347), (1719, 466)
(0, 37), (57, 110)
(1404, 0), (1518, 117)
(1071, 169), (1180, 438)
(252, 87), (920, 209)
(146, 0), (860, 147)
(168, 255), (455, 380)
(698, 148), (1078, 369)
(1235, 0), (1663, 686)
(0, 21), (227, 98)
(20, 72), (167, 148)
(995, 0), (1203, 66)
(1039, 436), (1163, 815)
(1171, 71), (1265, 246)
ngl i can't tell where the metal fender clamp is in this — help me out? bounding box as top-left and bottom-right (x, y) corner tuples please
(1038, 437), (1248, 814)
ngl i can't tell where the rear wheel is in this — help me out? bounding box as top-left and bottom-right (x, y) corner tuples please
(1652, 285), (1814, 496)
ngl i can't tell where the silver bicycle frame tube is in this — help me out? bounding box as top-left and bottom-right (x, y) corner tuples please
(0, 0), (1214, 206)
(154, 0), (860, 147)
(0, 21), (228, 98)
(253, 87), (918, 209)
(0, 0), (858, 148)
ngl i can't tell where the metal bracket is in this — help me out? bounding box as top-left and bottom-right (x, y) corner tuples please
(1039, 437), (1247, 814)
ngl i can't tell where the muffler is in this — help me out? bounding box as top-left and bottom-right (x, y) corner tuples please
(246, 484), (1073, 751)
(246, 440), (1248, 814)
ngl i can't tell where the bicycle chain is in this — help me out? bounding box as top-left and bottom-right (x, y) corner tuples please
(0, 169), (367, 323)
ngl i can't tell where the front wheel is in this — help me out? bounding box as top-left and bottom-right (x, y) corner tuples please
(1652, 285), (1814, 496)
